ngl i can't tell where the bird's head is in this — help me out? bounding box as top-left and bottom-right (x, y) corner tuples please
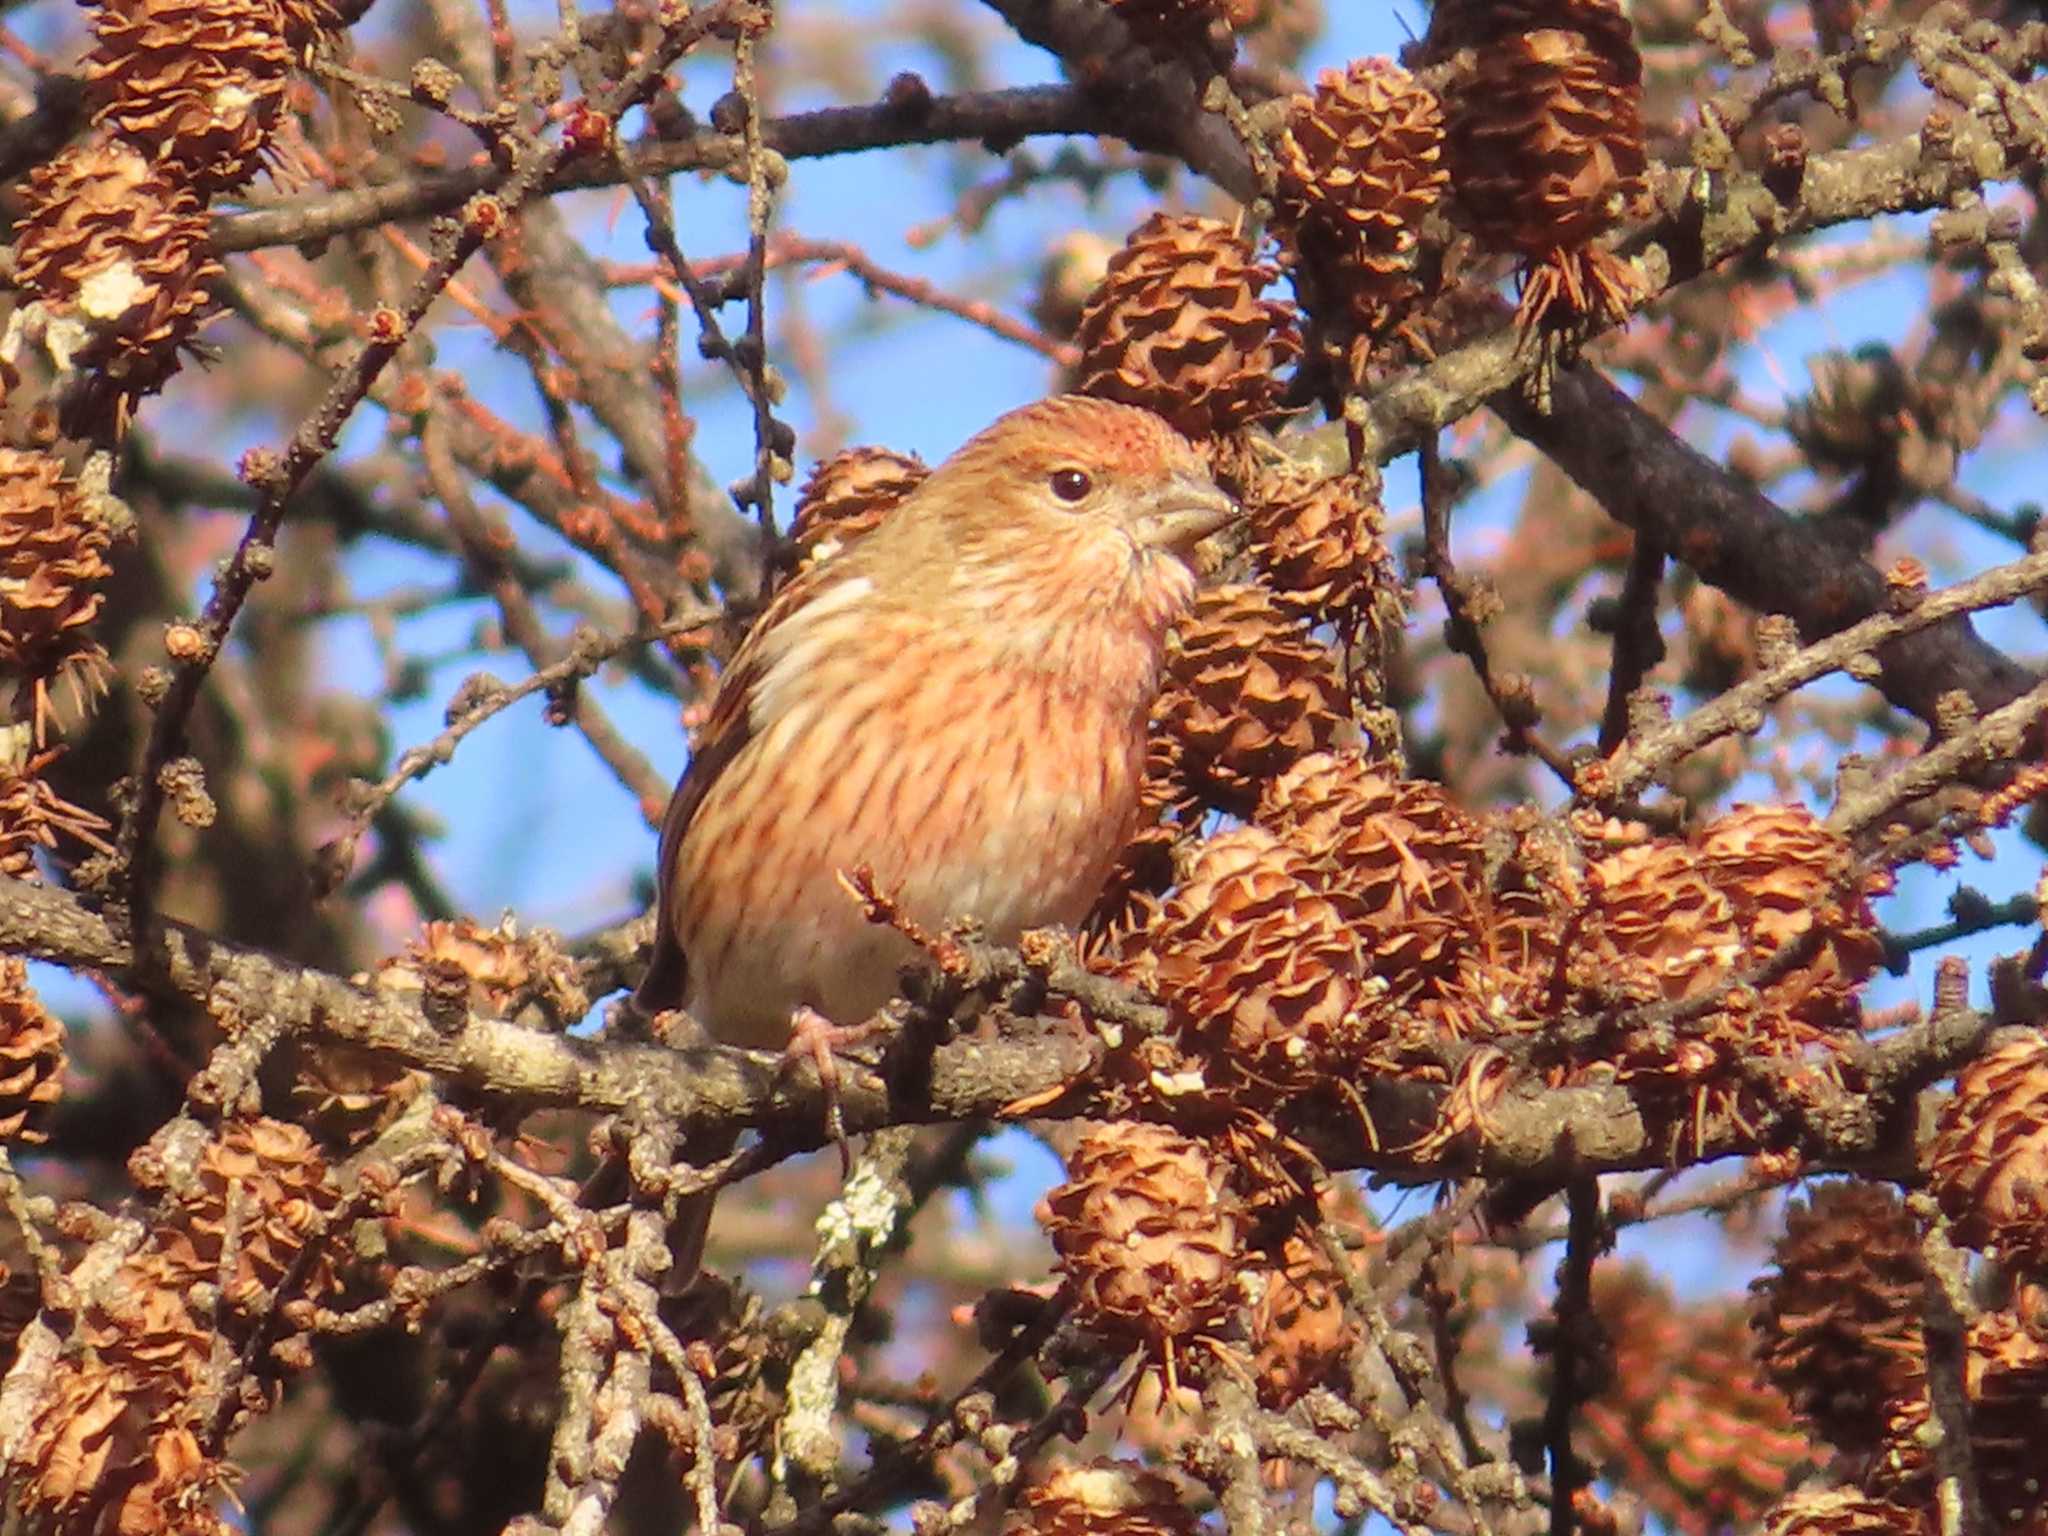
(871, 396), (1239, 642)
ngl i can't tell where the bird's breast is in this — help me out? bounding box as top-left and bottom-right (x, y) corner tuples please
(671, 621), (1154, 1046)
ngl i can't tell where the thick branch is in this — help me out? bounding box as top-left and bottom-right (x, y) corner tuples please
(1493, 367), (2039, 728)
(0, 876), (1988, 1183)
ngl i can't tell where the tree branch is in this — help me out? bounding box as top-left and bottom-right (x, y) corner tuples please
(0, 875), (1992, 1184)
(213, 86), (1116, 254)
(1493, 367), (2039, 731)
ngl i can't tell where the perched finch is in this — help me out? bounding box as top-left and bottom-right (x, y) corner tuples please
(636, 396), (1236, 1268)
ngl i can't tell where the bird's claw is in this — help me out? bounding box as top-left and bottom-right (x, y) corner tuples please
(780, 1005), (886, 1175)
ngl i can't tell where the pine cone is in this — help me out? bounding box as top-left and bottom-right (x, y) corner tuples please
(147, 1116), (344, 1310)
(1153, 583), (1348, 815)
(1258, 752), (1528, 1044)
(1873, 1307), (2048, 1527)
(0, 957), (65, 1143)
(1244, 461), (1397, 625)
(1582, 1265), (1812, 1536)
(788, 447), (928, 570)
(17, 1370), (154, 1533)
(272, 0), (359, 39)
(0, 448), (122, 737)
(1426, 0), (1647, 335)
(1120, 825), (1374, 1096)
(1759, 1490), (1930, 1536)
(107, 1428), (234, 1536)
(1696, 803), (1883, 1024)
(293, 1041), (424, 1149)
(381, 914), (589, 1024)
(1562, 813), (1877, 1116)
(1259, 752), (1484, 899)
(1246, 1232), (1349, 1407)
(1038, 1122), (1245, 1379)
(82, 1250), (215, 1388)
(21, 1245), (243, 1536)
(10, 133), (222, 420)
(0, 744), (113, 881)
(1576, 842), (1740, 1008)
(1273, 59), (1449, 339)
(35, 1417), (232, 1536)
(1750, 1180), (1927, 1454)
(1423, 0), (1640, 60)
(87, 0), (294, 194)
(1928, 1031), (2048, 1273)
(1074, 214), (1299, 441)
(1010, 1460), (1199, 1536)
(1696, 805), (1869, 960)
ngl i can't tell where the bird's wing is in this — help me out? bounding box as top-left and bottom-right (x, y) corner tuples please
(633, 556), (869, 1015)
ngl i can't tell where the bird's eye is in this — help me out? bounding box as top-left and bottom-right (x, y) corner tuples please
(1049, 468), (1093, 503)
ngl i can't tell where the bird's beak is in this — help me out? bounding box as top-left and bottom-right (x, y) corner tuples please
(1131, 474), (1240, 550)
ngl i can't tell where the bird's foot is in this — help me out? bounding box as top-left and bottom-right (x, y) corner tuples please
(780, 1005), (887, 1174)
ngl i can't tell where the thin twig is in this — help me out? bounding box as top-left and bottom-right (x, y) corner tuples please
(1596, 545), (2048, 805)
(1911, 1196), (1985, 1536)
(1596, 534), (1667, 756)
(1829, 675), (2048, 838)
(115, 0), (749, 973)
(316, 618), (701, 894)
(1542, 1180), (1602, 1536)
(1419, 434), (1578, 788)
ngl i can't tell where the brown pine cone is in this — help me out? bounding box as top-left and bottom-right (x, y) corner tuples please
(272, 0), (361, 38)
(1273, 58), (1449, 343)
(1075, 213), (1300, 441)
(380, 913), (590, 1025)
(1425, 0), (1647, 337)
(1928, 1031), (2048, 1273)
(1873, 1307), (2048, 1527)
(1038, 1122), (1245, 1380)
(87, 0), (294, 194)
(1152, 583), (1348, 815)
(1695, 803), (1884, 1028)
(144, 1116), (345, 1309)
(1246, 1231), (1349, 1407)
(1118, 825), (1375, 1097)
(10, 133), (222, 423)
(1010, 1459), (1199, 1536)
(1244, 461), (1397, 625)
(1422, 0), (1640, 63)
(0, 744), (113, 882)
(1750, 1180), (1927, 1454)
(0, 957), (66, 1143)
(1575, 841), (1739, 1008)
(0, 448), (122, 738)
(81, 1250), (214, 1388)
(787, 447), (928, 570)
(1258, 752), (1534, 1045)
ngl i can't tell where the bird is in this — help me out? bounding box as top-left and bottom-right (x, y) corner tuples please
(635, 394), (1237, 1274)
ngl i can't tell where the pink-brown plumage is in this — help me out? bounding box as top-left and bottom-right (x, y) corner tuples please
(637, 396), (1235, 1050)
